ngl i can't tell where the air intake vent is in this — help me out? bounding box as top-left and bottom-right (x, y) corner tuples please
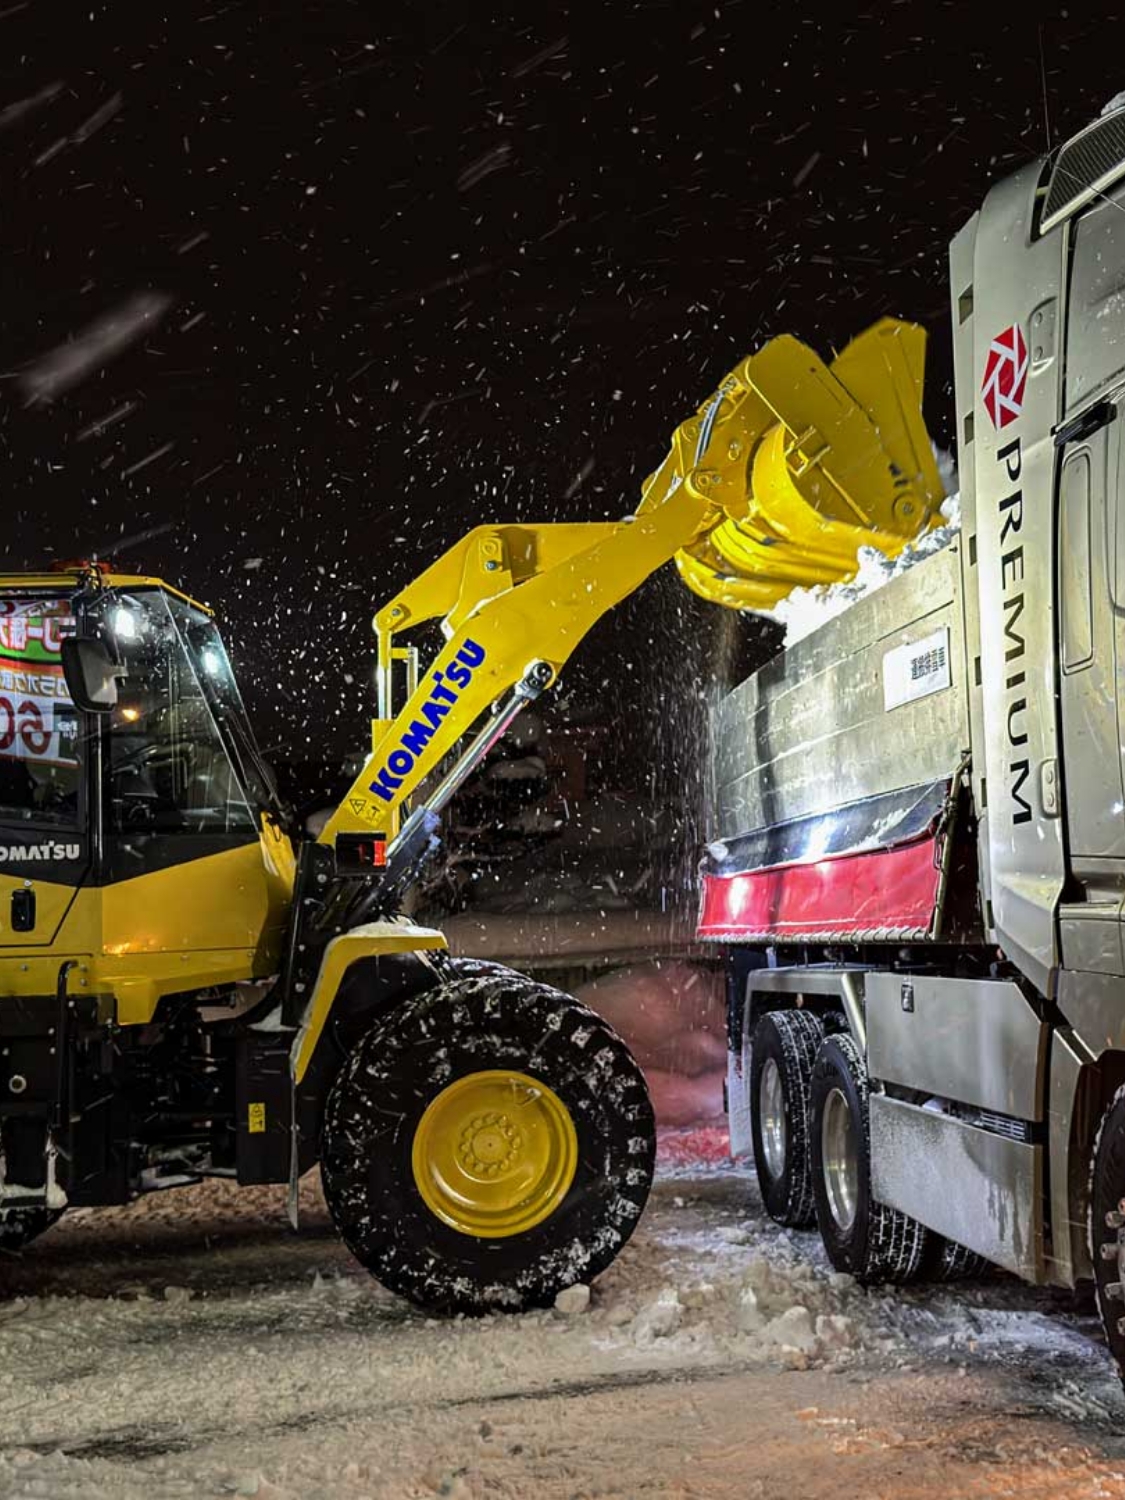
(1041, 108), (1125, 234)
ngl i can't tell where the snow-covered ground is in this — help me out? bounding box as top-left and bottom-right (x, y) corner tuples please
(0, 1137), (1122, 1499)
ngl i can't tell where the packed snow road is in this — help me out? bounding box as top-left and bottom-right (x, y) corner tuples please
(0, 1133), (1123, 1500)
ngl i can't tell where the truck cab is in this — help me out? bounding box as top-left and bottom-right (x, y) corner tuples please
(705, 104), (1125, 1385)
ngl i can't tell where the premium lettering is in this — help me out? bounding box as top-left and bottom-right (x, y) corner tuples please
(995, 438), (1031, 826)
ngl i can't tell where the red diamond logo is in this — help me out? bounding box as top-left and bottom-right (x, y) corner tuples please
(981, 323), (1029, 430)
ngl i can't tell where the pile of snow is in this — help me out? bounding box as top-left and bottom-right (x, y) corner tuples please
(600, 1206), (884, 1371)
(617, 1249), (869, 1369)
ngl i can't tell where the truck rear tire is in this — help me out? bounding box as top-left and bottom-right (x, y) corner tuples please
(320, 967), (655, 1314)
(749, 1010), (824, 1228)
(1089, 1084), (1125, 1385)
(0, 1206), (61, 1251)
(922, 1234), (988, 1282)
(809, 1033), (928, 1285)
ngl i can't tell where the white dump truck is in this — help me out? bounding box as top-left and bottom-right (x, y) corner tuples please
(702, 103), (1125, 1378)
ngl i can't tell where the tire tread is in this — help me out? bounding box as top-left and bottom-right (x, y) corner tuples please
(811, 1033), (928, 1285)
(750, 1009), (824, 1228)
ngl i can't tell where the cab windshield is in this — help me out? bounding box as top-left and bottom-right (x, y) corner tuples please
(0, 596), (80, 828)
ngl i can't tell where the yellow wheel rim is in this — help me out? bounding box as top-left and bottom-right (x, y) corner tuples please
(411, 1069), (579, 1239)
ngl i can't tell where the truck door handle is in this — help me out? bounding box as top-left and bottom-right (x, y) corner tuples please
(1054, 400), (1116, 448)
(10, 889), (35, 933)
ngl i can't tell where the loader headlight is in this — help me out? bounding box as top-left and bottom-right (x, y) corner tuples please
(113, 606), (138, 641)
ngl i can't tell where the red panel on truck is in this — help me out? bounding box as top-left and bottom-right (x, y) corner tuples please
(696, 831), (942, 941)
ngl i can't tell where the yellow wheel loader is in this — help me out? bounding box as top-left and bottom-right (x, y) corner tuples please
(0, 318), (941, 1310)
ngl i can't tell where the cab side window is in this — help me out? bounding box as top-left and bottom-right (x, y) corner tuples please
(104, 594), (256, 836)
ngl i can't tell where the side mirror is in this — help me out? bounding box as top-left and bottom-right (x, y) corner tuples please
(60, 637), (121, 713)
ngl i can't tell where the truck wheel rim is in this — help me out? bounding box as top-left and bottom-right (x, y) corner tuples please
(411, 1069), (579, 1239)
(759, 1057), (787, 1179)
(821, 1087), (859, 1232)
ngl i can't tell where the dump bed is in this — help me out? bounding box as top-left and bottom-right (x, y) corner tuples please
(700, 541), (972, 944)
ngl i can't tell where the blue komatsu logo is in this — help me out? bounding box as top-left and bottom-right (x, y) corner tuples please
(368, 638), (486, 804)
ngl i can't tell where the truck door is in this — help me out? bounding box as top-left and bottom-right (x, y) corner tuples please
(1057, 421), (1125, 872)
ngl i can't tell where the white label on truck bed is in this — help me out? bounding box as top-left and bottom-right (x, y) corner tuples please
(883, 626), (951, 711)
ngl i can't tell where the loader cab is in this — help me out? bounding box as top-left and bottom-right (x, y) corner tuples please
(0, 574), (294, 1001)
(1, 579), (266, 866)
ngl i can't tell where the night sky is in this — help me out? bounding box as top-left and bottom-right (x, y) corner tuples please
(1, 3), (1120, 777)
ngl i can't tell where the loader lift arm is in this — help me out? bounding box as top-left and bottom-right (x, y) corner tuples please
(292, 317), (944, 985)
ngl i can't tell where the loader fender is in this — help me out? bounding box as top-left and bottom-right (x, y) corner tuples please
(290, 919), (447, 1085)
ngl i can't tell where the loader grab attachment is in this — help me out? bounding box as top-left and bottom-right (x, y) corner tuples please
(320, 317), (942, 870)
(660, 317), (945, 610)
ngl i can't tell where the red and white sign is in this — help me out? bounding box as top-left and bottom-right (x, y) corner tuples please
(0, 599), (77, 770)
(981, 323), (1029, 429)
(0, 672), (76, 768)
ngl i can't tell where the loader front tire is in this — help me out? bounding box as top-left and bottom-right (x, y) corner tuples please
(320, 968), (655, 1313)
